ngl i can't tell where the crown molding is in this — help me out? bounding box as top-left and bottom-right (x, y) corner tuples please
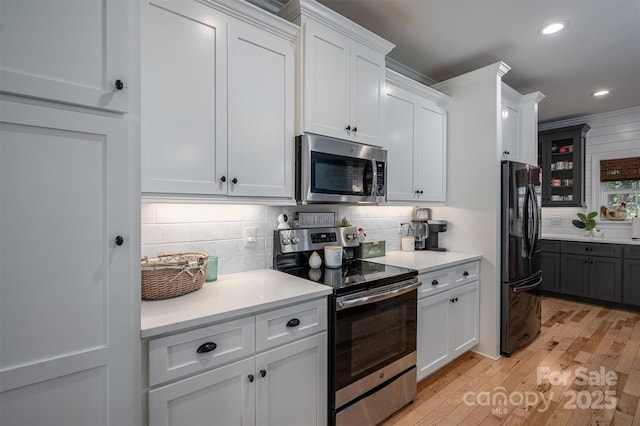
(433, 61), (510, 93)
(385, 58), (437, 86)
(538, 106), (640, 131)
(385, 68), (451, 108)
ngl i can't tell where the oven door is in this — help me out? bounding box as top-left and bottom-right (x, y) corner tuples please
(334, 279), (418, 409)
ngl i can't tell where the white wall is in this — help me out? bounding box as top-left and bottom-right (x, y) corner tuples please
(432, 62), (509, 360)
(539, 107), (640, 240)
(141, 203), (414, 276)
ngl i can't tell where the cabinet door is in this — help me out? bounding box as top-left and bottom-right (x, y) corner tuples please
(149, 358), (255, 426)
(384, 84), (419, 201)
(623, 259), (640, 306)
(588, 257), (622, 303)
(501, 101), (520, 161)
(302, 20), (350, 140)
(141, 0), (227, 195)
(560, 254), (589, 297)
(0, 0), (128, 112)
(227, 22), (294, 198)
(0, 101), (132, 425)
(349, 42), (385, 145)
(255, 333), (327, 426)
(416, 292), (450, 381)
(416, 101), (447, 202)
(450, 281), (480, 358)
(540, 251), (560, 292)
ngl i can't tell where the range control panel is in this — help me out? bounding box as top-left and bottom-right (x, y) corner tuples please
(276, 226), (359, 254)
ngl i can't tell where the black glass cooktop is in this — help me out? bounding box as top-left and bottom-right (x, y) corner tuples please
(278, 260), (417, 296)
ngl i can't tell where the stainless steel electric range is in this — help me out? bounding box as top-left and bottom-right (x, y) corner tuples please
(273, 226), (420, 426)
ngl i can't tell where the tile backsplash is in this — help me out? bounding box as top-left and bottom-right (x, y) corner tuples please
(141, 203), (415, 276)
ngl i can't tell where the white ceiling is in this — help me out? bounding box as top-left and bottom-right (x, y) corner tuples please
(259, 0), (640, 123)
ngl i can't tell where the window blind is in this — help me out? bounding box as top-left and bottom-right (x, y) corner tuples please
(600, 157), (640, 182)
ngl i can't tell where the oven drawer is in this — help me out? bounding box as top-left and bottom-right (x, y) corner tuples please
(453, 261), (480, 285)
(148, 316), (255, 387)
(255, 299), (327, 352)
(418, 269), (451, 298)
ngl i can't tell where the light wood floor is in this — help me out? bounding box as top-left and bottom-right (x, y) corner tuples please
(382, 296), (640, 426)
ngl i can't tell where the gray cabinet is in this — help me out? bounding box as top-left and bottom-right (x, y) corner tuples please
(539, 240), (560, 292)
(623, 246), (640, 306)
(560, 242), (622, 302)
(538, 124), (590, 207)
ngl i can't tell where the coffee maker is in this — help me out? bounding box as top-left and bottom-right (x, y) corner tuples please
(412, 220), (429, 250)
(425, 220), (447, 251)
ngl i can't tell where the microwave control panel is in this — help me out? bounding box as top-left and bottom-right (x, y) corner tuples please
(375, 162), (386, 196)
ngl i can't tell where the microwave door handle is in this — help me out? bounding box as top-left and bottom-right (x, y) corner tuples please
(370, 159), (377, 199)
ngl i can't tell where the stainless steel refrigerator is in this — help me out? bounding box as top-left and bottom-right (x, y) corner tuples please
(500, 160), (542, 356)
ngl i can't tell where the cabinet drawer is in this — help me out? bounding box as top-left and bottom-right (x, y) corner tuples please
(148, 316), (255, 387)
(255, 299), (327, 352)
(561, 241), (621, 257)
(418, 269), (451, 299)
(624, 245), (640, 260)
(453, 261), (480, 285)
(539, 240), (560, 252)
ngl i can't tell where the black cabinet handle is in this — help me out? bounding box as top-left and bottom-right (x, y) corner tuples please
(286, 318), (300, 327)
(220, 176), (226, 183)
(196, 342), (217, 353)
(353, 127), (357, 133)
(455, 297), (458, 302)
(463, 271), (469, 276)
(504, 150), (510, 155)
(260, 369), (267, 378)
(431, 280), (439, 286)
(115, 80), (124, 90)
(115, 235), (124, 246)
(232, 178), (238, 184)
(248, 374), (255, 383)
(345, 125), (351, 131)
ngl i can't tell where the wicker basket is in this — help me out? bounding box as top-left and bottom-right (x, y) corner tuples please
(141, 252), (208, 300)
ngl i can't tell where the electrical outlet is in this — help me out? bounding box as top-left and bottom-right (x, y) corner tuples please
(244, 226), (257, 248)
(550, 216), (562, 226)
(398, 221), (405, 235)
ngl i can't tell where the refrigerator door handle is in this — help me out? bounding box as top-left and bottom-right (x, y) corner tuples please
(526, 184), (538, 259)
(512, 276), (543, 293)
(529, 184), (540, 253)
(522, 185), (532, 257)
(506, 270), (542, 287)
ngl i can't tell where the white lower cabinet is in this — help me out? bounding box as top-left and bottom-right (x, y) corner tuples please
(146, 299), (327, 426)
(416, 262), (480, 382)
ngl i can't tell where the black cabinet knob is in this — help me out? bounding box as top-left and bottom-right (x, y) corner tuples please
(115, 80), (124, 90)
(196, 342), (217, 353)
(345, 125), (351, 131)
(463, 271), (469, 276)
(260, 369), (267, 378)
(504, 150), (510, 155)
(286, 318), (300, 327)
(232, 178), (238, 184)
(248, 374), (255, 383)
(115, 235), (124, 246)
(352, 127), (357, 133)
(431, 280), (438, 286)
(220, 176), (226, 183)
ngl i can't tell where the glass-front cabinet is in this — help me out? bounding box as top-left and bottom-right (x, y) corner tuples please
(538, 124), (590, 207)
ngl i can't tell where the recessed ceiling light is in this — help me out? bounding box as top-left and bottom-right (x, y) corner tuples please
(538, 20), (569, 36)
(592, 90), (610, 97)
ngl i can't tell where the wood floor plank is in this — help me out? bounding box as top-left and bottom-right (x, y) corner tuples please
(382, 297), (640, 426)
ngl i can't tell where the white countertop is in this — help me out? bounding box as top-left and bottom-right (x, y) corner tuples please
(542, 233), (640, 245)
(367, 250), (482, 274)
(141, 269), (332, 339)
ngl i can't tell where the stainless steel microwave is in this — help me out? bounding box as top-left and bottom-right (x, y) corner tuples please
(295, 133), (387, 204)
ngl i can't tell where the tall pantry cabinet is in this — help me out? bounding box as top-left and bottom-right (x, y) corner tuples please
(0, 0), (140, 424)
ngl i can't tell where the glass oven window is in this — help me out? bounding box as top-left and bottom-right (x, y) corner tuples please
(335, 290), (417, 390)
(311, 152), (372, 195)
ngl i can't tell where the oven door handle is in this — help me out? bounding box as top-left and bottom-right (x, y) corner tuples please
(336, 280), (421, 311)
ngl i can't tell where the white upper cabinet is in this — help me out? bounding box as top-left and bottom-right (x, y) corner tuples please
(142, 0), (296, 200)
(0, 0), (129, 112)
(384, 69), (450, 203)
(501, 83), (545, 166)
(279, 0), (394, 145)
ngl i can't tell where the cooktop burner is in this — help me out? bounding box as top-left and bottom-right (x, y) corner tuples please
(278, 259), (417, 296)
